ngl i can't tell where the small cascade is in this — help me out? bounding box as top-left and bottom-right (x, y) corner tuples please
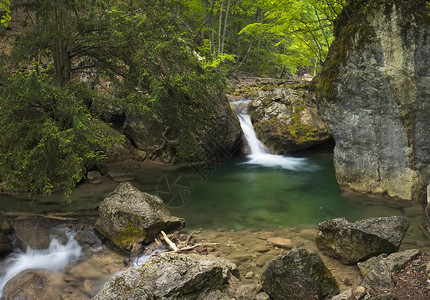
(0, 229), (82, 296)
(231, 100), (310, 171)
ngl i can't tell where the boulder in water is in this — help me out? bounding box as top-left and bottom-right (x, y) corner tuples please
(315, 216), (410, 264)
(95, 182), (185, 250)
(261, 246), (339, 300)
(93, 252), (237, 299)
(3, 270), (64, 300)
(248, 84), (331, 154)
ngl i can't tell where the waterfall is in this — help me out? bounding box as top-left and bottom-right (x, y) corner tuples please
(231, 100), (310, 171)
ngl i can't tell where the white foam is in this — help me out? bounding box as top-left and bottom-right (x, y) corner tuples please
(243, 154), (310, 171)
(0, 230), (82, 296)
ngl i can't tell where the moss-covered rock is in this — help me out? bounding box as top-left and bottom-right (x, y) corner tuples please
(247, 83), (331, 154)
(95, 182), (185, 250)
(261, 246), (339, 300)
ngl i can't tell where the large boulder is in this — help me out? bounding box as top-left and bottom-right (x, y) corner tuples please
(248, 84), (330, 154)
(93, 252), (237, 300)
(95, 182), (185, 250)
(3, 270), (64, 300)
(261, 246), (339, 300)
(123, 94), (242, 163)
(358, 249), (421, 290)
(316, 216), (410, 264)
(316, 0), (430, 201)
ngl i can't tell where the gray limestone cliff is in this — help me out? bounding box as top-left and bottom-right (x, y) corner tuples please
(316, 0), (430, 201)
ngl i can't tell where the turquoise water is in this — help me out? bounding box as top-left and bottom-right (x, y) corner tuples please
(131, 148), (423, 231)
(0, 146), (428, 247)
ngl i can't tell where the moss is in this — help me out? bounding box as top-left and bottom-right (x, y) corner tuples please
(111, 221), (146, 250)
(317, 13), (377, 102)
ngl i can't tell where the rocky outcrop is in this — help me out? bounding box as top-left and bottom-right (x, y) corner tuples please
(358, 249), (421, 291)
(248, 84), (330, 154)
(316, 0), (430, 201)
(93, 252), (237, 300)
(123, 93), (242, 163)
(95, 182), (185, 250)
(261, 246), (339, 300)
(315, 216), (410, 264)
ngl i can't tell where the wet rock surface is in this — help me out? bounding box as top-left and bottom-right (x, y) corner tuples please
(316, 216), (410, 264)
(3, 270), (64, 300)
(0, 212), (13, 256)
(95, 182), (185, 250)
(262, 246), (339, 300)
(93, 252), (238, 300)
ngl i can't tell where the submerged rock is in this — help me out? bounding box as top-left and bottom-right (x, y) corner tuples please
(248, 84), (330, 154)
(261, 246), (339, 300)
(3, 270), (64, 300)
(358, 249), (421, 290)
(95, 182), (185, 250)
(93, 252), (237, 300)
(315, 216), (410, 264)
(316, 0), (430, 201)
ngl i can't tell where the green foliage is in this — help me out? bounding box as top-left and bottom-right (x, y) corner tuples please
(0, 70), (119, 200)
(0, 0), (10, 27)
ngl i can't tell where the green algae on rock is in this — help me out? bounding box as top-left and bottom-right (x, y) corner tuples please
(248, 83), (331, 154)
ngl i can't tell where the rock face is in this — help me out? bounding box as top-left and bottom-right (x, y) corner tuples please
(261, 247), (339, 300)
(95, 182), (185, 250)
(316, 0), (430, 200)
(315, 216), (410, 264)
(248, 84), (330, 154)
(358, 249), (421, 290)
(0, 212), (13, 256)
(123, 94), (242, 163)
(93, 252), (237, 300)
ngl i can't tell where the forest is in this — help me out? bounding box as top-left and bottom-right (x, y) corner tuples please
(0, 0), (424, 198)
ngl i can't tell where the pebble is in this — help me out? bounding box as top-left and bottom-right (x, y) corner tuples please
(266, 237), (293, 249)
(245, 271), (254, 279)
(255, 245), (270, 253)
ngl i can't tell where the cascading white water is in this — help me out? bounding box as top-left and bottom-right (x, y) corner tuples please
(0, 229), (82, 296)
(231, 100), (310, 170)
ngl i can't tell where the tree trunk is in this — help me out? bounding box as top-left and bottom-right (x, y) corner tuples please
(220, 0), (231, 55)
(217, 0), (223, 55)
(52, 1), (71, 86)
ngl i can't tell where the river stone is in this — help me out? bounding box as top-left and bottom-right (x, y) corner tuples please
(11, 216), (61, 250)
(95, 182), (185, 250)
(315, 216), (410, 264)
(3, 270), (64, 300)
(261, 246), (339, 300)
(74, 230), (102, 249)
(248, 84), (331, 154)
(316, 0), (430, 201)
(92, 252), (237, 300)
(358, 249), (421, 290)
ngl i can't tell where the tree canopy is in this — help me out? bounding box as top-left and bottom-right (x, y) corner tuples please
(0, 0), (352, 199)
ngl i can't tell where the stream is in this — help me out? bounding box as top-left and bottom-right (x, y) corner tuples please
(0, 100), (429, 298)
